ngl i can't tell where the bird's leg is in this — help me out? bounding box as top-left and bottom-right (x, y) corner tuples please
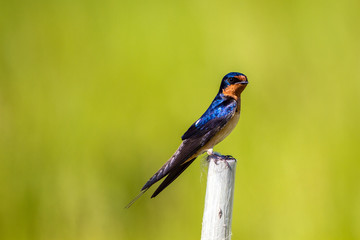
(206, 149), (220, 164)
(206, 149), (222, 158)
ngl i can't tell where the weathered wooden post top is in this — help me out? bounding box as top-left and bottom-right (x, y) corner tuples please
(201, 154), (237, 240)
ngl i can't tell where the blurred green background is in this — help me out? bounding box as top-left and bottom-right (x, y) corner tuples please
(1, 0), (360, 239)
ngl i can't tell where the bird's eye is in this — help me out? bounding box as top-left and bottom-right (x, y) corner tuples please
(228, 77), (237, 84)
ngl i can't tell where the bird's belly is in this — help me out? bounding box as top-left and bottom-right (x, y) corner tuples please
(202, 111), (240, 152)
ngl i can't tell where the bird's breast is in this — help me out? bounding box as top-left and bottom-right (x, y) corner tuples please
(202, 111), (240, 151)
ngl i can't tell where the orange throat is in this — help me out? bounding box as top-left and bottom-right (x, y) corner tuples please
(222, 84), (246, 101)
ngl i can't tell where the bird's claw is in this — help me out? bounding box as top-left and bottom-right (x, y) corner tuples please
(207, 153), (235, 169)
(223, 155), (235, 160)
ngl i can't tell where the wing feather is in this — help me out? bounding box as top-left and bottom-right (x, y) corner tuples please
(182, 97), (237, 140)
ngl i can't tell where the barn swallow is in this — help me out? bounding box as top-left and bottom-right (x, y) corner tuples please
(126, 72), (248, 208)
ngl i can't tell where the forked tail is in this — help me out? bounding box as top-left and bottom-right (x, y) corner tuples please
(125, 188), (149, 208)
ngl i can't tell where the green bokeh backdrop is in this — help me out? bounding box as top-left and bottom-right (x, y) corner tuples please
(1, 0), (359, 239)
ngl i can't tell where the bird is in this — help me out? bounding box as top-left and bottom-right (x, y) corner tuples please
(126, 72), (248, 208)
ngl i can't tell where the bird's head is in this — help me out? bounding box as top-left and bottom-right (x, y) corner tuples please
(219, 72), (248, 100)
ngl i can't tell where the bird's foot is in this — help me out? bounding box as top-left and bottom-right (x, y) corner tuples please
(206, 152), (235, 169)
(222, 155), (236, 160)
(206, 149), (223, 158)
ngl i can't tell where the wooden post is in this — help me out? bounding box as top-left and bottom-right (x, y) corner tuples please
(201, 155), (237, 240)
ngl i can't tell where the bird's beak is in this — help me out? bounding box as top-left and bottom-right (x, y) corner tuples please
(239, 80), (248, 85)
(235, 80), (248, 85)
(234, 75), (248, 85)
